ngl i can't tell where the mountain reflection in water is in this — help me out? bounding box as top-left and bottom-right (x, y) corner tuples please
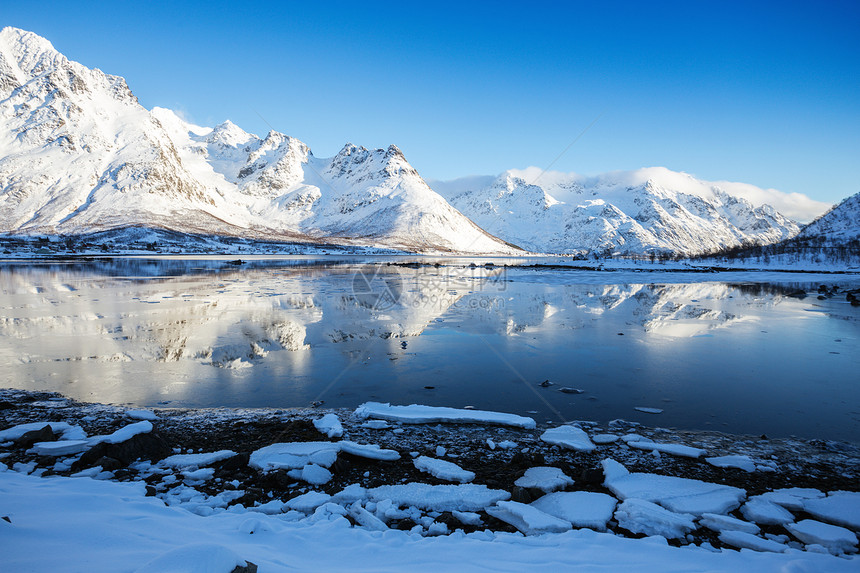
(1, 257), (857, 441)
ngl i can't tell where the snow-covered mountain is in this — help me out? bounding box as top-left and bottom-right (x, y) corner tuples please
(797, 191), (860, 244)
(0, 27), (516, 254)
(432, 168), (800, 256)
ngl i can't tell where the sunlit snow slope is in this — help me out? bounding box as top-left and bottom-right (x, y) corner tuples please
(0, 27), (517, 254)
(432, 168), (800, 256)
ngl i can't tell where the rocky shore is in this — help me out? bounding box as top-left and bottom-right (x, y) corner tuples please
(1, 388), (858, 556)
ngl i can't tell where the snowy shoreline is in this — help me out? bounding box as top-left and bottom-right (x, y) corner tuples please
(1, 389), (858, 572)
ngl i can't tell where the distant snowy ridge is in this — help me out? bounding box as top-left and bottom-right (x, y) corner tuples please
(797, 191), (860, 244)
(432, 168), (801, 256)
(0, 27), (516, 254)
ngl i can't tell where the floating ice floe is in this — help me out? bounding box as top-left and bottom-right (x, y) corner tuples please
(367, 483), (510, 512)
(486, 501), (572, 535)
(540, 425), (596, 452)
(627, 441), (706, 459)
(354, 402), (536, 429)
(125, 409), (158, 421)
(159, 450), (237, 469)
(613, 498), (696, 539)
(313, 414), (344, 439)
(740, 496), (795, 526)
(530, 491), (617, 531)
(634, 407), (663, 414)
(718, 530), (788, 553)
(785, 520), (858, 555)
(602, 459), (746, 516)
(803, 492), (860, 530)
(413, 456), (475, 483)
(699, 512), (760, 535)
(514, 467), (573, 493)
(706, 455), (756, 472)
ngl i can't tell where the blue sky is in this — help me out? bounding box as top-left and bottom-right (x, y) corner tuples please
(4, 1), (859, 205)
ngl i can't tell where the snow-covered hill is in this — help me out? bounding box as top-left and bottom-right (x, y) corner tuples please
(432, 168), (800, 256)
(0, 27), (516, 254)
(797, 191), (860, 244)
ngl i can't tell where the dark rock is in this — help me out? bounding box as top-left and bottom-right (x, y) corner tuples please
(539, 380), (553, 388)
(213, 452), (250, 472)
(16, 425), (56, 448)
(1, 516), (10, 523)
(145, 485), (157, 497)
(558, 387), (584, 394)
(230, 562), (257, 573)
(72, 431), (171, 472)
(94, 456), (124, 471)
(0, 401), (16, 410)
(580, 467), (604, 486)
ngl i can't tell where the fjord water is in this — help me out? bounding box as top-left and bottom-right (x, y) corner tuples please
(1, 257), (858, 441)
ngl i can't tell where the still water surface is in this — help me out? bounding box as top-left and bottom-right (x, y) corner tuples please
(1, 257), (858, 441)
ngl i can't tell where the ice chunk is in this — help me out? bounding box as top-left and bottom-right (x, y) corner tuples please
(286, 491), (332, 513)
(602, 458), (745, 516)
(718, 530), (787, 553)
(249, 442), (339, 471)
(759, 487), (824, 511)
(367, 483), (510, 512)
(181, 468), (214, 482)
(287, 463), (332, 485)
(452, 510), (483, 526)
(126, 409), (158, 421)
(803, 492), (860, 530)
(360, 420), (390, 430)
(354, 402), (536, 429)
(699, 512), (760, 534)
(740, 497), (795, 526)
(634, 407), (663, 414)
(0, 422), (78, 442)
(413, 456), (475, 483)
(614, 498), (695, 539)
(159, 450), (236, 468)
(706, 455), (756, 472)
(628, 441), (706, 458)
(530, 491), (617, 531)
(30, 440), (90, 457)
(514, 467), (573, 493)
(313, 414), (344, 439)
(332, 484), (367, 503)
(486, 501), (571, 535)
(338, 441), (400, 461)
(785, 519), (858, 555)
(349, 502), (388, 531)
(88, 421), (152, 445)
(540, 425), (596, 452)
(592, 434), (619, 444)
